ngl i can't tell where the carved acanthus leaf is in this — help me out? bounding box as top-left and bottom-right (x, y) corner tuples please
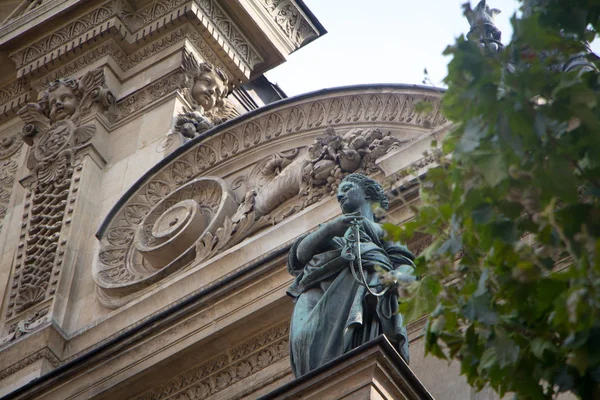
(135, 322), (289, 400)
(257, 0), (319, 48)
(0, 307), (50, 346)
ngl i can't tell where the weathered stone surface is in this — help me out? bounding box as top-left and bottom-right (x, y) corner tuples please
(260, 336), (434, 400)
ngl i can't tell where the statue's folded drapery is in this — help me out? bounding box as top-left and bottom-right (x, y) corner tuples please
(286, 218), (415, 377)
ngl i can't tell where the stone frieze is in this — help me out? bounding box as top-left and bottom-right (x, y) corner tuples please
(95, 86), (445, 308)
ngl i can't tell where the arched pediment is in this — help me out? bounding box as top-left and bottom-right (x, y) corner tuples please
(94, 84), (446, 308)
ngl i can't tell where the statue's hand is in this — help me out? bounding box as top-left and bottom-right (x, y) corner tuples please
(323, 215), (360, 237)
(379, 270), (416, 287)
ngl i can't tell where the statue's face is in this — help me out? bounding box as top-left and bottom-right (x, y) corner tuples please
(337, 180), (368, 214)
(48, 85), (78, 122)
(191, 70), (225, 111)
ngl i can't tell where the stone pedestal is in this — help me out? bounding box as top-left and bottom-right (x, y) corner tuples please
(259, 336), (434, 400)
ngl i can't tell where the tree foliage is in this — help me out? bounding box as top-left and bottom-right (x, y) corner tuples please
(386, 1), (600, 398)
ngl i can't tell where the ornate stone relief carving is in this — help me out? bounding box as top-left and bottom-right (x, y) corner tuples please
(0, 347), (60, 381)
(9, 0), (262, 76)
(31, 25), (230, 95)
(115, 71), (181, 123)
(258, 0), (319, 47)
(0, 307), (50, 346)
(2, 69), (115, 341)
(0, 79), (29, 111)
(96, 177), (238, 305)
(299, 126), (408, 206)
(0, 133), (23, 234)
(0, 0), (58, 27)
(135, 322), (289, 400)
(9, 0), (128, 69)
(191, 0), (263, 68)
(96, 89), (445, 307)
(174, 54), (239, 139)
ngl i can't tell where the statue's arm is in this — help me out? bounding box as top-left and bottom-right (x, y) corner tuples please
(295, 225), (334, 265)
(380, 242), (417, 287)
(296, 215), (356, 264)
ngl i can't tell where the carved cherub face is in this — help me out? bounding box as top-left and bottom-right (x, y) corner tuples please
(191, 68), (227, 112)
(48, 84), (79, 122)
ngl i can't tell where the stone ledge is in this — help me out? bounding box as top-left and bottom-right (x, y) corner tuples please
(259, 335), (434, 400)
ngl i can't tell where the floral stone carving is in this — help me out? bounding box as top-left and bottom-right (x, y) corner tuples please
(3, 69), (115, 334)
(299, 126), (408, 206)
(95, 177), (238, 307)
(96, 125), (410, 308)
(174, 55), (239, 139)
(95, 87), (444, 308)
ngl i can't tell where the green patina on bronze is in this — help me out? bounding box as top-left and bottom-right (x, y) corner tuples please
(287, 173), (416, 377)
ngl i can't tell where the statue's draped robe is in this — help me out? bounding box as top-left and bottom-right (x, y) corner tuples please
(287, 219), (415, 377)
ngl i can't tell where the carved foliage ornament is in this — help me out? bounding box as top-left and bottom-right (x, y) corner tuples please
(9, 0), (263, 74)
(135, 322), (289, 400)
(95, 89), (445, 307)
(4, 70), (115, 327)
(96, 178), (238, 303)
(258, 0), (319, 47)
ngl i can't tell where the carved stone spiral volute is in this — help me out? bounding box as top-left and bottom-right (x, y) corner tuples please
(95, 177), (237, 306)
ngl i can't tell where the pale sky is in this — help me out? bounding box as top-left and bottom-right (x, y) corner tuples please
(264, 0), (520, 96)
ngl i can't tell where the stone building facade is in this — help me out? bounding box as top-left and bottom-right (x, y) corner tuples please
(0, 1), (499, 399)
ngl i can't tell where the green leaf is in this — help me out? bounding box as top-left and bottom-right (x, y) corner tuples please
(530, 338), (554, 359)
(493, 328), (520, 368)
(472, 204), (494, 225)
(474, 268), (489, 297)
(471, 150), (508, 186)
(463, 293), (499, 325)
(456, 120), (483, 153)
(567, 350), (590, 376)
(480, 347), (497, 370)
(398, 275), (441, 324)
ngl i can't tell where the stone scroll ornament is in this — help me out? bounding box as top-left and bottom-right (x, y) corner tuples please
(174, 55), (239, 139)
(95, 126), (408, 308)
(1, 70), (115, 342)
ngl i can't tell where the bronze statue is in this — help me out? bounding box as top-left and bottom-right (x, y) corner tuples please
(287, 173), (416, 377)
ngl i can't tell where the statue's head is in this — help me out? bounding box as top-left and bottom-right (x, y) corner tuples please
(191, 63), (229, 112)
(42, 78), (82, 123)
(336, 174), (389, 218)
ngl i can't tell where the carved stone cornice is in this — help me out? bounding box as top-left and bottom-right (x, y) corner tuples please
(27, 25), (229, 118)
(114, 70), (181, 124)
(0, 80), (30, 116)
(257, 0), (320, 48)
(8, 0), (262, 80)
(0, 347), (60, 382)
(135, 322), (289, 400)
(0, 0), (78, 43)
(9, 0), (129, 73)
(95, 85), (446, 307)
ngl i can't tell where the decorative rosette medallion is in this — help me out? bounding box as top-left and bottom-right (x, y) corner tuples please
(95, 177), (237, 307)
